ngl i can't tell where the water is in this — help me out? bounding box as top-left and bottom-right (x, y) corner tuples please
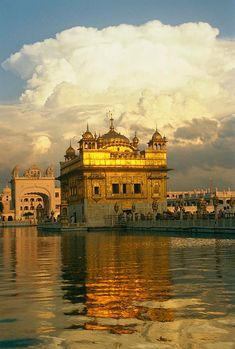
(0, 227), (235, 348)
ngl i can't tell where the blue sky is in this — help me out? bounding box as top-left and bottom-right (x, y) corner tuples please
(0, 0), (235, 102)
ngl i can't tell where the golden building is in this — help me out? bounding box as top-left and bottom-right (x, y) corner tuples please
(60, 117), (170, 226)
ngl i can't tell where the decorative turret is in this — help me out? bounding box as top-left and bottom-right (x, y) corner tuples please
(148, 127), (167, 150)
(45, 165), (54, 177)
(2, 184), (11, 195)
(82, 123), (94, 140)
(79, 123), (97, 150)
(11, 165), (20, 178)
(97, 133), (104, 149)
(65, 142), (76, 161)
(132, 132), (139, 148)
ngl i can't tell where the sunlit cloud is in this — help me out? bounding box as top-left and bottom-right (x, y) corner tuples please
(1, 20), (235, 188)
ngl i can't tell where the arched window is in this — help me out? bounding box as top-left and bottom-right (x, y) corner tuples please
(153, 184), (160, 194)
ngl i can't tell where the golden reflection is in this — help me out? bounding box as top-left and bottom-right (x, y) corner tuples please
(85, 234), (174, 322)
(61, 232), (174, 327)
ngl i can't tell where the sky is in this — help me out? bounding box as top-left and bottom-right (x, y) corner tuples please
(0, 0), (235, 190)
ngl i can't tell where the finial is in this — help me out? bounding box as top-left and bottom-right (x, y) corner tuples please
(110, 117), (114, 131)
(106, 111), (114, 131)
(86, 123), (89, 132)
(69, 139), (72, 147)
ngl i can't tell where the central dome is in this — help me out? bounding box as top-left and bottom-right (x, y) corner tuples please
(101, 118), (130, 145)
(102, 129), (130, 143)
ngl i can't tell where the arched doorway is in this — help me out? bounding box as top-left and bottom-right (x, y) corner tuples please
(17, 188), (51, 222)
(25, 192), (50, 221)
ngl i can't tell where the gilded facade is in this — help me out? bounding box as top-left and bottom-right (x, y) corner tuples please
(60, 118), (170, 226)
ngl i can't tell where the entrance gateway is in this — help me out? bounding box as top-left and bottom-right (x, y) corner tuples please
(10, 164), (60, 221)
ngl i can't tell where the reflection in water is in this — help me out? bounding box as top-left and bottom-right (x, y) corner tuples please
(61, 232), (174, 332)
(0, 228), (62, 341)
(0, 228), (235, 348)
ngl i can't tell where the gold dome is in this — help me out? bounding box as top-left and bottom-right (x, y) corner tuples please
(132, 132), (139, 145)
(151, 129), (163, 141)
(101, 118), (130, 145)
(82, 124), (94, 139)
(66, 145), (75, 157)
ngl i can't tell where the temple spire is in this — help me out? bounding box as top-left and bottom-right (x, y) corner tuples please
(110, 117), (114, 131)
(106, 111), (114, 131)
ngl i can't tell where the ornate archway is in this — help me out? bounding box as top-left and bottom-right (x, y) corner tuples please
(10, 165), (60, 221)
(18, 188), (51, 221)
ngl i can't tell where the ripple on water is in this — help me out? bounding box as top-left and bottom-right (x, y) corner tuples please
(1, 229), (235, 348)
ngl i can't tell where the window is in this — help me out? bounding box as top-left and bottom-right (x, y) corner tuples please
(55, 192), (59, 198)
(24, 198), (28, 202)
(153, 184), (159, 194)
(123, 184), (127, 194)
(30, 198), (34, 202)
(112, 184), (119, 194)
(94, 186), (100, 195)
(30, 206), (34, 210)
(134, 183), (141, 194)
(24, 206), (28, 210)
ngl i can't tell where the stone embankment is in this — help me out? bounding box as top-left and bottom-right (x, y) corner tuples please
(124, 217), (235, 233)
(0, 220), (36, 228)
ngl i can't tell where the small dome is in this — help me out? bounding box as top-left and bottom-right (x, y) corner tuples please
(151, 129), (163, 141)
(66, 145), (75, 157)
(82, 124), (94, 139)
(132, 132), (139, 145)
(3, 185), (11, 194)
(82, 131), (94, 139)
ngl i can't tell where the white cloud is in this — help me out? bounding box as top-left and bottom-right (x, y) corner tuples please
(1, 20), (235, 188)
(3, 21), (235, 124)
(32, 135), (51, 154)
